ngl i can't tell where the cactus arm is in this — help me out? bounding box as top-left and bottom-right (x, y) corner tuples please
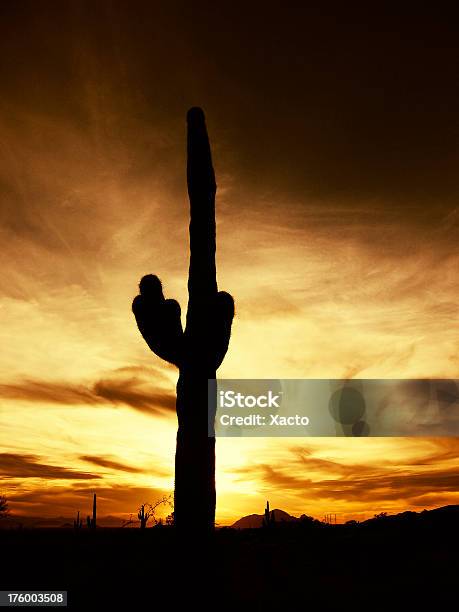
(214, 291), (235, 369)
(132, 276), (183, 367)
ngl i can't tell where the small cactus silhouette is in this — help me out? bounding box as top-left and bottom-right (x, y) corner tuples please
(138, 504), (148, 529)
(87, 493), (97, 529)
(136, 497), (171, 529)
(73, 510), (82, 530)
(133, 108), (234, 530)
(263, 501), (276, 528)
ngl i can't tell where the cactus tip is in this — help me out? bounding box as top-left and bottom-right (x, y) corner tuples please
(187, 107), (205, 124)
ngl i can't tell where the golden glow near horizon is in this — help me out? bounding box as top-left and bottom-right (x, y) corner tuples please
(1, 104), (458, 525)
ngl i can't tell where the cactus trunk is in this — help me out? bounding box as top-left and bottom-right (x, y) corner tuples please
(175, 374), (216, 529)
(174, 108), (218, 531)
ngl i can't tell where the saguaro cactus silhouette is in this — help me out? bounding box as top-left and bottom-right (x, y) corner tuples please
(86, 493), (97, 529)
(73, 510), (82, 531)
(132, 108), (234, 530)
(138, 504), (149, 529)
(263, 500), (276, 528)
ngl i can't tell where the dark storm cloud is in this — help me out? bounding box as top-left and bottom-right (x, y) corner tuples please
(0, 453), (100, 480)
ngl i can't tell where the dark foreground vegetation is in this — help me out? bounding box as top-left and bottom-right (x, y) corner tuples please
(1, 506), (457, 610)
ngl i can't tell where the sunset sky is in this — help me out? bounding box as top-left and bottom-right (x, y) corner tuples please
(0, 2), (458, 525)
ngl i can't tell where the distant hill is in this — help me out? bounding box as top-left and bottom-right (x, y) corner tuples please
(231, 505), (459, 529)
(232, 509), (299, 529)
(360, 504), (459, 526)
(2, 505), (457, 530)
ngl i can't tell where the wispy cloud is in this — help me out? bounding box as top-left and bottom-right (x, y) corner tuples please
(0, 366), (176, 416)
(93, 377), (175, 414)
(79, 455), (144, 474)
(249, 464), (459, 503)
(0, 453), (100, 480)
(227, 438), (459, 518)
(0, 380), (97, 405)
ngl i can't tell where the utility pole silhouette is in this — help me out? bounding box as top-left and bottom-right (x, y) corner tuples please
(132, 108), (234, 531)
(323, 513), (337, 524)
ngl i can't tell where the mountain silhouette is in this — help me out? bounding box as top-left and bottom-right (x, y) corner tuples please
(361, 504), (459, 526)
(232, 508), (298, 528)
(231, 504), (459, 528)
